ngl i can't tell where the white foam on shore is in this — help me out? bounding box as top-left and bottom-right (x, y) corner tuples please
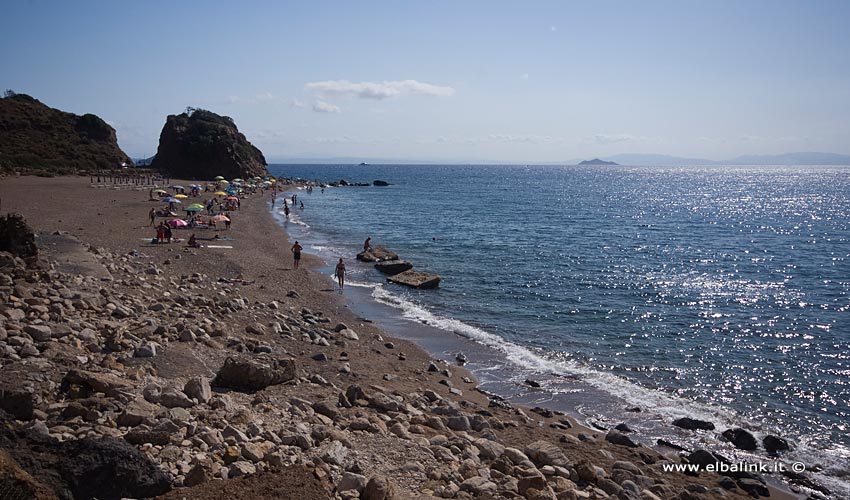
(371, 284), (850, 496)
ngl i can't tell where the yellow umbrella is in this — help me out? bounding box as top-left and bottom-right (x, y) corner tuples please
(214, 191), (228, 196)
(219, 180), (230, 185)
(174, 194), (189, 199)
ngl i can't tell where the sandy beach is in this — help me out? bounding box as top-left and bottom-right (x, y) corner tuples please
(0, 175), (803, 500)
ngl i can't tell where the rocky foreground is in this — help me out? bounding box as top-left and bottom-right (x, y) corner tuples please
(0, 178), (797, 500)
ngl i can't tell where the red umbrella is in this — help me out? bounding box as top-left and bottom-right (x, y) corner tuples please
(168, 219), (188, 227)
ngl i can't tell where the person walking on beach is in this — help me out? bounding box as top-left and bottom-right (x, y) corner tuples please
(149, 208), (156, 226)
(335, 258), (346, 293)
(300, 201), (304, 209)
(284, 205), (290, 217)
(291, 241), (303, 269)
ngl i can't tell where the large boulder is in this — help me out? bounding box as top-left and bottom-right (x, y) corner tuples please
(387, 270), (441, 289)
(722, 428), (758, 451)
(672, 417), (715, 431)
(374, 260), (413, 274)
(0, 214), (39, 267)
(213, 356), (297, 392)
(357, 246), (399, 262)
(150, 108), (268, 180)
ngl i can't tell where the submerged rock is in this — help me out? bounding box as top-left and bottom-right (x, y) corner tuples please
(386, 270), (440, 289)
(357, 247), (399, 262)
(374, 260), (413, 274)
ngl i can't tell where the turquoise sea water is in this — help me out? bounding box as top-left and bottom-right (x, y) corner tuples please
(269, 164), (850, 496)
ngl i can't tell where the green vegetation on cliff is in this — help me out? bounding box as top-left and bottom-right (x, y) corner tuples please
(150, 107), (268, 180)
(0, 91), (132, 174)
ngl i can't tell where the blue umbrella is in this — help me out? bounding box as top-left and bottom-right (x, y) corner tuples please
(162, 197), (181, 203)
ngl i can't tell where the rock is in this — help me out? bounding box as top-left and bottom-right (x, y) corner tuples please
(605, 430), (639, 448)
(313, 400), (340, 421)
(737, 478), (769, 496)
(0, 214), (39, 266)
(339, 471), (367, 493)
(722, 428), (758, 451)
(386, 270), (441, 289)
(23, 325), (52, 342)
(183, 464), (208, 487)
(222, 425), (250, 443)
(241, 442), (266, 463)
(474, 438), (505, 461)
(159, 388), (195, 408)
(183, 376), (212, 403)
(357, 247), (399, 263)
(374, 260), (413, 275)
(525, 440), (570, 468)
(62, 369), (133, 397)
(124, 430), (170, 446)
(322, 440), (348, 466)
(134, 343), (157, 358)
(213, 356), (297, 392)
(763, 434), (790, 453)
(363, 475), (398, 500)
(672, 417), (715, 431)
(446, 416), (471, 431)
(150, 109), (268, 180)
(373, 180), (390, 186)
(524, 379), (542, 388)
(228, 460), (257, 478)
(0, 381), (34, 420)
(460, 476), (498, 494)
(687, 449), (726, 470)
(117, 399), (158, 428)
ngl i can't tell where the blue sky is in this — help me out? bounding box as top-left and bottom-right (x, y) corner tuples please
(3, 1), (849, 162)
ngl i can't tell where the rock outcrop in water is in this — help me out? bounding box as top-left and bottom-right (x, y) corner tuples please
(150, 108), (268, 180)
(0, 92), (132, 174)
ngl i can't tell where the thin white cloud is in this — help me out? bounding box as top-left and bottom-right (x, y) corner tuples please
(588, 134), (640, 144)
(312, 100), (341, 113)
(305, 79), (456, 99)
(255, 92), (277, 102)
(290, 98), (306, 108)
(521, 73), (530, 80)
(550, 26), (557, 32)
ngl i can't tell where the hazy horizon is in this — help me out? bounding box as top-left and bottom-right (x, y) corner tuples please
(3, 1), (849, 162)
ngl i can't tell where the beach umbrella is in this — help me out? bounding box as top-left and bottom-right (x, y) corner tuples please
(162, 197), (181, 203)
(184, 206), (203, 213)
(210, 214), (230, 223)
(188, 203), (204, 209)
(225, 196), (238, 201)
(170, 185), (185, 190)
(219, 180), (230, 185)
(214, 191), (228, 196)
(153, 189), (168, 194)
(174, 194), (188, 199)
(214, 176), (225, 181)
(232, 178), (243, 182)
(168, 219), (188, 227)
(189, 184), (201, 188)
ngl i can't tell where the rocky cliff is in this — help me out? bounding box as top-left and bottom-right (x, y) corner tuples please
(0, 92), (133, 174)
(150, 108), (268, 180)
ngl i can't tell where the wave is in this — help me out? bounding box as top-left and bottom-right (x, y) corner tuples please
(370, 284), (850, 498)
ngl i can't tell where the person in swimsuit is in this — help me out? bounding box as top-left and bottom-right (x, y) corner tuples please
(335, 258), (346, 293)
(149, 208), (156, 226)
(291, 241), (303, 269)
(363, 236), (372, 252)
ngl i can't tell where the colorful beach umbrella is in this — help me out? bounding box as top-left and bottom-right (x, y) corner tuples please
(214, 176), (225, 180)
(162, 197), (181, 203)
(170, 185), (185, 190)
(214, 191), (228, 196)
(168, 219), (188, 227)
(210, 214), (230, 223)
(184, 206), (203, 213)
(187, 203), (204, 209)
(224, 196), (238, 201)
(174, 194), (188, 199)
(153, 189), (168, 194)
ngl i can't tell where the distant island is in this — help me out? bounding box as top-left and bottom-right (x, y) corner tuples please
(578, 158), (619, 166)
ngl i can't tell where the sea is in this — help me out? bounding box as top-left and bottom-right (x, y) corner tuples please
(268, 163), (850, 497)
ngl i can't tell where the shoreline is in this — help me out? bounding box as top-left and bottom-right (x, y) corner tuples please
(0, 175), (805, 499)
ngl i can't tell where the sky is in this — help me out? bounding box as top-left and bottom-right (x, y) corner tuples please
(2, 0), (850, 163)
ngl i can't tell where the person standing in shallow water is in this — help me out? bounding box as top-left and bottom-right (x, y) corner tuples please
(335, 258), (346, 293)
(291, 241), (303, 269)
